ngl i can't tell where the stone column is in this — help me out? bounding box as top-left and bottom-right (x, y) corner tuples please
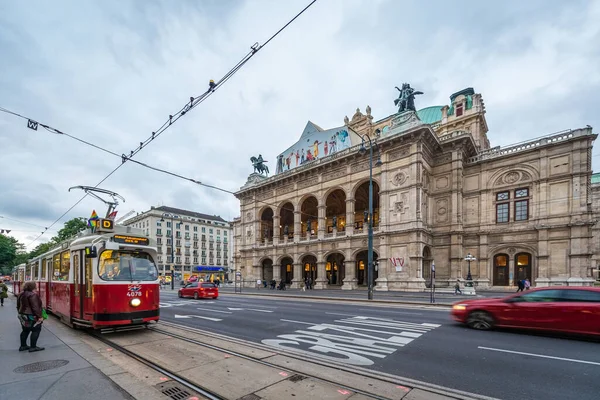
(314, 261), (328, 289)
(317, 205), (326, 239)
(375, 258), (389, 291)
(290, 262), (303, 289)
(341, 260), (358, 290)
(345, 198), (355, 235)
(272, 215), (280, 245)
(273, 262), (281, 282)
(293, 211), (301, 243)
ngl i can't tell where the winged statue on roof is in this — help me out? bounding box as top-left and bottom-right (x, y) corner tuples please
(394, 83), (423, 113)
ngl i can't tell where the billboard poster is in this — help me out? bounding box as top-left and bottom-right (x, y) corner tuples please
(275, 122), (356, 174)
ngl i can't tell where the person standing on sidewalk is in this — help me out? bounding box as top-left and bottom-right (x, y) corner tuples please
(0, 280), (8, 306)
(16, 281), (45, 352)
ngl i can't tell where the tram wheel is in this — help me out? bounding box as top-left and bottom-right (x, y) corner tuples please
(194, 292), (199, 300)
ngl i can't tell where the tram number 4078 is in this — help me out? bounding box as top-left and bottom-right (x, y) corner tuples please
(127, 291), (142, 297)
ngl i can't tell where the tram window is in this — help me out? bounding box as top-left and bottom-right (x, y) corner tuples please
(53, 251), (70, 281)
(85, 257), (93, 298)
(98, 250), (158, 281)
(52, 254), (61, 281)
(73, 253), (80, 295)
(41, 259), (47, 280)
(33, 263), (39, 280)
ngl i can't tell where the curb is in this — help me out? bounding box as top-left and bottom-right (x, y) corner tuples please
(219, 291), (453, 307)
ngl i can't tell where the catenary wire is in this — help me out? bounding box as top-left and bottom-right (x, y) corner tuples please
(0, 0), (319, 248)
(2, 107), (596, 230)
(0, 215), (52, 230)
(4, 107), (592, 225)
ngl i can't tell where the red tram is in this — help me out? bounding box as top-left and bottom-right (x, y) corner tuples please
(13, 221), (160, 331)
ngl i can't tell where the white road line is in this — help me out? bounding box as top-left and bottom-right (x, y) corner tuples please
(196, 307), (232, 314)
(358, 308), (423, 315)
(280, 319), (315, 325)
(478, 347), (600, 366)
(325, 312), (361, 317)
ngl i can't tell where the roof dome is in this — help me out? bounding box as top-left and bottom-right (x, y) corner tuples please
(417, 106), (444, 125)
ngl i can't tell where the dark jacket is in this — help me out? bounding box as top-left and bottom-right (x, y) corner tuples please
(17, 290), (43, 319)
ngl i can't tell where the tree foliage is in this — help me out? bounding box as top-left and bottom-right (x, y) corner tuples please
(0, 234), (27, 275)
(1, 217), (89, 272)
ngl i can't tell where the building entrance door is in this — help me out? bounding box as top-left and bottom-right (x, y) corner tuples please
(493, 254), (509, 286)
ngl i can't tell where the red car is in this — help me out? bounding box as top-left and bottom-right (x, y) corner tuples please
(178, 282), (219, 300)
(451, 286), (600, 337)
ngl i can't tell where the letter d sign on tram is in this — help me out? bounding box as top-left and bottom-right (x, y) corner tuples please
(97, 218), (114, 233)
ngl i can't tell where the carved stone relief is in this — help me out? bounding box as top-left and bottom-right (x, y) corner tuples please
(298, 176), (319, 190)
(324, 167), (346, 181)
(435, 154), (452, 164)
(436, 198), (449, 223)
(494, 170), (534, 187)
(394, 201), (404, 212)
(435, 176), (449, 189)
(277, 183), (295, 195)
(351, 159), (370, 173)
(389, 146), (411, 161)
(245, 211), (252, 221)
(391, 171), (409, 186)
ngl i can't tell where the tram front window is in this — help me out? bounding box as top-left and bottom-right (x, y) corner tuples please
(99, 250), (158, 281)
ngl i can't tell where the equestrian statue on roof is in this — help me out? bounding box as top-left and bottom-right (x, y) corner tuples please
(250, 154), (269, 176)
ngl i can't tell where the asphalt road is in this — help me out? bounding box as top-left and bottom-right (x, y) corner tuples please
(158, 291), (599, 400)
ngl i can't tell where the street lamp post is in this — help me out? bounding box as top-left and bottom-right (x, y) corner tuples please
(463, 253), (477, 295)
(161, 213), (182, 290)
(358, 131), (382, 300)
(430, 260), (436, 304)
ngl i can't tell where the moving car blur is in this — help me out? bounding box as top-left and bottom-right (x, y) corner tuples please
(451, 286), (600, 337)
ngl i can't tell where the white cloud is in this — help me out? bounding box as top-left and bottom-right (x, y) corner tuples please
(0, 0), (598, 249)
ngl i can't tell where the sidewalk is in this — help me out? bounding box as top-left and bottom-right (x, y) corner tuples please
(0, 296), (133, 400)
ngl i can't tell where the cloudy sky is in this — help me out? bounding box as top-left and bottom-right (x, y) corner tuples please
(1, 0), (599, 250)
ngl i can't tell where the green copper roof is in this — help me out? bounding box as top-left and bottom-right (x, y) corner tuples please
(592, 173), (600, 184)
(417, 106), (443, 124)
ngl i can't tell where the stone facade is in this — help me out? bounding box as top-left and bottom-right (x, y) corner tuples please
(233, 88), (597, 290)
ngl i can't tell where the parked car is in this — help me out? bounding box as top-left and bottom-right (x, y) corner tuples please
(178, 282), (219, 300)
(451, 286), (600, 337)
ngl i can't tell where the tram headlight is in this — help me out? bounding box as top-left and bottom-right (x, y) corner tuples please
(130, 298), (141, 307)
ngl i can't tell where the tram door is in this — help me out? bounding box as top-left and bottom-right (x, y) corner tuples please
(46, 259), (53, 310)
(72, 251), (84, 319)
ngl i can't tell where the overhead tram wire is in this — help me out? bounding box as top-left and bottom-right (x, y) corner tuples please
(1, 106), (320, 219)
(2, 108), (588, 221)
(1, 0), (319, 247)
(0, 215), (52, 230)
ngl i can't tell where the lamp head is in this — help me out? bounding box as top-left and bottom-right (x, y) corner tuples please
(359, 145), (367, 155)
(375, 157), (383, 167)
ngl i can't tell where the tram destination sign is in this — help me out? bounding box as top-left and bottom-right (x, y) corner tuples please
(113, 235), (150, 246)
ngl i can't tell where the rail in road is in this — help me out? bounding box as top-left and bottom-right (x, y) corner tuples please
(155, 321), (496, 400)
(150, 324), (400, 400)
(90, 330), (220, 400)
(92, 321), (492, 400)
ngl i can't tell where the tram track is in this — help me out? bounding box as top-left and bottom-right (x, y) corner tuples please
(89, 330), (225, 400)
(148, 324), (394, 400)
(90, 321), (485, 400)
(152, 321), (494, 400)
